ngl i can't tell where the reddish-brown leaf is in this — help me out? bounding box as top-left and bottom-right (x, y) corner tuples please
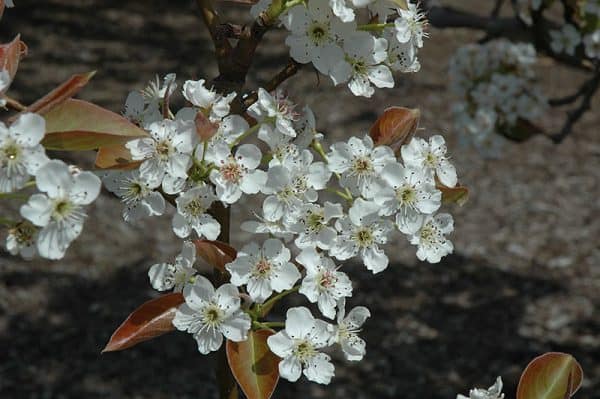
(517, 352), (583, 399)
(42, 99), (148, 150)
(95, 144), (142, 169)
(436, 181), (469, 206)
(14, 71), (96, 118)
(0, 34), (27, 85)
(227, 329), (280, 399)
(194, 239), (237, 271)
(369, 107), (420, 154)
(195, 110), (219, 142)
(102, 293), (184, 353)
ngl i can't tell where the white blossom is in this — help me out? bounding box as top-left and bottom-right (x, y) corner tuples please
(148, 241), (197, 292)
(375, 162), (441, 234)
(550, 24), (581, 56)
(394, 3), (427, 49)
(123, 90), (161, 128)
(584, 30), (600, 59)
(287, 202), (343, 250)
(409, 213), (454, 263)
(206, 142), (266, 204)
(401, 135), (457, 188)
(226, 239), (300, 303)
(20, 160), (101, 260)
(330, 31), (393, 97)
(248, 88), (298, 137)
(6, 221), (38, 260)
(126, 119), (194, 187)
(172, 185), (220, 239)
(327, 135), (395, 198)
(332, 298), (370, 361)
(283, 0), (348, 74)
(182, 79), (236, 122)
(102, 170), (165, 222)
(331, 199), (393, 273)
(297, 248), (352, 319)
(457, 377), (505, 399)
(172, 276), (251, 354)
(0, 113), (48, 193)
(241, 211), (294, 242)
(267, 307), (334, 384)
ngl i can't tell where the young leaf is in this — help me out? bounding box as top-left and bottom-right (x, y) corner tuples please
(14, 71), (97, 117)
(517, 352), (583, 399)
(437, 182), (469, 206)
(42, 98), (148, 150)
(0, 34), (27, 85)
(102, 293), (184, 353)
(226, 329), (280, 399)
(194, 239), (237, 271)
(95, 144), (141, 170)
(195, 110), (219, 142)
(369, 107), (420, 154)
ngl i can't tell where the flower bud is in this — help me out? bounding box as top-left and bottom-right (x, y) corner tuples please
(369, 106), (420, 154)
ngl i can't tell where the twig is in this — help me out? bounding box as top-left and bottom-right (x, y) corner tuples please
(550, 69), (600, 143)
(196, 0), (232, 63)
(2, 95), (27, 112)
(242, 59), (302, 109)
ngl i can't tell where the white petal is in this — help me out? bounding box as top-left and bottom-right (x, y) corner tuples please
(279, 356), (302, 382)
(303, 353), (334, 384)
(69, 171), (101, 205)
(20, 193), (52, 226)
(194, 327), (223, 354)
(220, 311), (251, 341)
(267, 331), (295, 358)
(285, 306), (315, 339)
(35, 160), (72, 197)
(10, 113), (45, 146)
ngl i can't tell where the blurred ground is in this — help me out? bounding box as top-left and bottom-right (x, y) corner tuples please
(1, 1), (599, 398)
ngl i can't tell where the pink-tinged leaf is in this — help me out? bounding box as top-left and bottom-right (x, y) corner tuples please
(17, 71), (96, 117)
(517, 352), (583, 399)
(0, 34), (27, 85)
(369, 107), (420, 154)
(95, 144), (141, 170)
(436, 181), (469, 206)
(227, 329), (280, 399)
(102, 293), (184, 353)
(194, 239), (237, 271)
(42, 98), (148, 151)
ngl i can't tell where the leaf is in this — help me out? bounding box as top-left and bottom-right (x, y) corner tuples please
(517, 352), (583, 399)
(15, 71), (96, 117)
(227, 329), (280, 399)
(194, 239), (237, 271)
(0, 34), (27, 85)
(437, 182), (469, 206)
(102, 293), (184, 353)
(95, 144), (141, 170)
(42, 98), (148, 151)
(369, 107), (420, 154)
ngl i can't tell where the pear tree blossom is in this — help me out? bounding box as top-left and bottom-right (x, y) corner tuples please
(409, 213), (454, 263)
(172, 185), (220, 239)
(457, 377), (505, 399)
(148, 241), (197, 292)
(401, 135), (458, 188)
(20, 160), (101, 259)
(267, 307), (334, 384)
(331, 298), (370, 361)
(0, 113), (48, 193)
(173, 275), (252, 354)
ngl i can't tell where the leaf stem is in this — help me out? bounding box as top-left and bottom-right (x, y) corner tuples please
(357, 22), (394, 31)
(259, 286), (300, 317)
(231, 122), (262, 147)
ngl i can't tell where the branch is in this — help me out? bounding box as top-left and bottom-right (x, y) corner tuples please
(2, 95), (27, 112)
(549, 69), (600, 143)
(242, 59), (303, 109)
(196, 0), (232, 67)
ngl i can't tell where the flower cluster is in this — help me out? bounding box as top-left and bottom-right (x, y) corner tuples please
(1, 113), (101, 260)
(120, 74), (461, 385)
(457, 377), (505, 399)
(273, 0), (425, 97)
(448, 39), (547, 156)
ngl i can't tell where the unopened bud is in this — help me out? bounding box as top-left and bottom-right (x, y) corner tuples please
(195, 110), (219, 142)
(369, 106), (420, 154)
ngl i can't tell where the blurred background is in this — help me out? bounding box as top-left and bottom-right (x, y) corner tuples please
(1, 1), (599, 398)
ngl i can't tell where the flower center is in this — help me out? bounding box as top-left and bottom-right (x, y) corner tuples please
(220, 161), (243, 183)
(425, 152), (439, 167)
(396, 186), (417, 206)
(308, 23), (329, 45)
(293, 176), (308, 194)
(9, 222), (36, 244)
(156, 140), (172, 160)
(349, 58), (368, 75)
(253, 258), (272, 277)
(355, 228), (374, 247)
(419, 223), (441, 247)
(2, 143), (21, 161)
(202, 304), (223, 326)
(293, 339), (316, 362)
(351, 156), (373, 175)
(185, 199), (207, 217)
(53, 200), (73, 218)
(306, 210), (325, 232)
(318, 269), (337, 289)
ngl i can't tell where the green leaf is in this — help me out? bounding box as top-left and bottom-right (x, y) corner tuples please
(42, 98), (148, 151)
(226, 329), (280, 399)
(517, 352), (583, 399)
